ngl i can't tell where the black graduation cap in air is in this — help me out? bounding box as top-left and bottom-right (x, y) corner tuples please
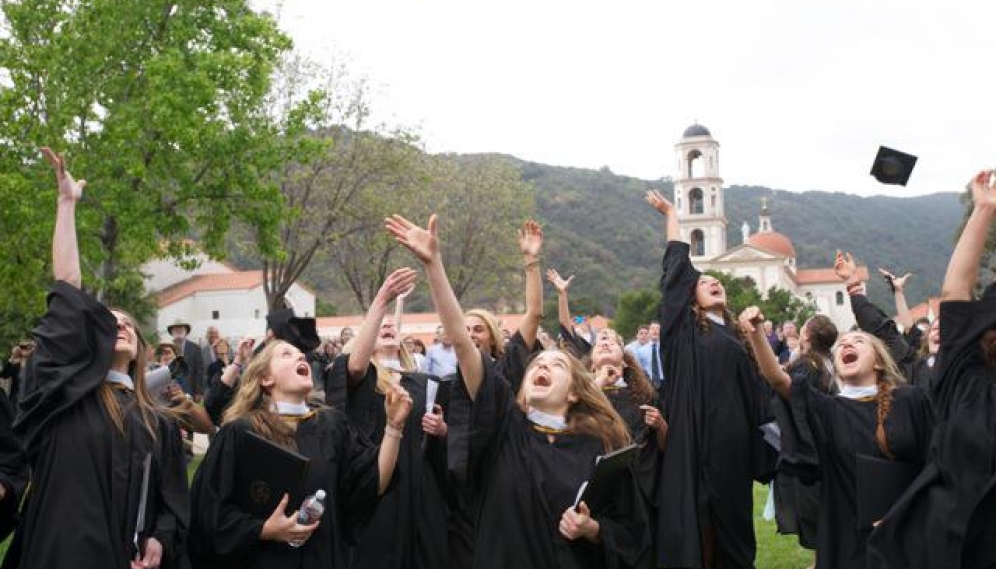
(266, 308), (320, 353)
(870, 146), (917, 186)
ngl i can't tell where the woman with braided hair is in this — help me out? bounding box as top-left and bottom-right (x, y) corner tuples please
(740, 305), (934, 569)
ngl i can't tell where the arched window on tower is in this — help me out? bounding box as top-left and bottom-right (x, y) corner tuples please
(836, 291), (845, 306)
(687, 150), (704, 178)
(689, 188), (704, 214)
(690, 229), (705, 256)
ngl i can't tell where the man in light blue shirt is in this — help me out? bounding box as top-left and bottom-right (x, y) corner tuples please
(636, 321), (664, 388)
(422, 325), (458, 377)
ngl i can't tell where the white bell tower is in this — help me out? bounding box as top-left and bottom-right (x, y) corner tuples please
(673, 123), (726, 259)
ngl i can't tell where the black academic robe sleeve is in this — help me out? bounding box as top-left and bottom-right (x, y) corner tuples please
(0, 388), (27, 542)
(772, 361), (831, 483)
(149, 416), (192, 568)
(203, 379), (236, 426)
(500, 330), (542, 395)
(15, 281), (116, 456)
(932, 296), (996, 418)
(559, 325), (593, 359)
(850, 294), (923, 384)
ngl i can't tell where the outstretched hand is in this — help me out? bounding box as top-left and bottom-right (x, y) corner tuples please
(878, 267), (912, 293)
(645, 190), (674, 216)
(41, 147), (85, 202)
(377, 267), (418, 305)
(385, 215), (438, 264)
(518, 219), (543, 258)
(546, 268), (574, 294)
(970, 170), (996, 209)
(833, 250), (858, 284)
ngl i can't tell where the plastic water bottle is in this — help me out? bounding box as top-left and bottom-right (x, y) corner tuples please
(289, 489), (326, 548)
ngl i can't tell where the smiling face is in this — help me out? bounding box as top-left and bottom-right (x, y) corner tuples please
(591, 329), (625, 370)
(111, 310), (139, 361)
(259, 341), (313, 400)
(521, 350), (577, 415)
(375, 317), (401, 352)
(695, 275), (727, 311)
(928, 319), (940, 355)
(833, 331), (880, 385)
(466, 314), (494, 353)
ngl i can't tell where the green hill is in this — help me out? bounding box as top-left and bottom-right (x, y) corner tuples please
(512, 156), (962, 314)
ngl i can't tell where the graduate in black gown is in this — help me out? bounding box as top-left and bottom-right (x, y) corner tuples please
(386, 213), (651, 569)
(0, 378), (28, 542)
(463, 219), (546, 394)
(646, 190), (773, 569)
(5, 148), (189, 569)
(188, 339), (413, 568)
(323, 267), (452, 569)
(868, 169), (996, 569)
(836, 257), (937, 390)
(741, 304), (934, 569)
(767, 315), (838, 551)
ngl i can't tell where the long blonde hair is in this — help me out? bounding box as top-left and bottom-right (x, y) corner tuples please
(222, 341), (297, 449)
(516, 349), (631, 451)
(466, 308), (505, 359)
(589, 328), (656, 405)
(105, 308), (159, 441)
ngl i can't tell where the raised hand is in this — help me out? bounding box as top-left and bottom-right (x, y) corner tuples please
(738, 306), (764, 334)
(385, 383), (414, 428)
(233, 337), (255, 366)
(639, 404), (668, 438)
(833, 250), (858, 284)
(376, 267), (418, 305)
(546, 268), (575, 295)
(40, 147), (86, 202)
(518, 219), (544, 258)
(645, 189), (674, 216)
(260, 494), (320, 545)
(386, 214), (438, 264)
(560, 502), (598, 541)
(970, 170), (996, 209)
(878, 267), (912, 293)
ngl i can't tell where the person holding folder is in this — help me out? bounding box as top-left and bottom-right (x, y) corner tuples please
(188, 338), (413, 569)
(740, 304), (934, 569)
(6, 149), (189, 569)
(324, 267), (452, 569)
(386, 213), (651, 569)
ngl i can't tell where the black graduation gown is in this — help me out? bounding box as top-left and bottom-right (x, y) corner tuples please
(188, 409), (380, 569)
(850, 294), (935, 390)
(452, 352), (651, 569)
(4, 281), (189, 569)
(498, 330), (543, 395)
(868, 296), (996, 569)
(0, 386), (28, 542)
(655, 241), (771, 569)
(602, 385), (661, 514)
(204, 378), (236, 426)
(326, 355), (450, 569)
(778, 378), (933, 569)
(770, 359), (832, 550)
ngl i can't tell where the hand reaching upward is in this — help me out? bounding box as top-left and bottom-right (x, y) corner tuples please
(386, 214), (439, 264)
(41, 147), (85, 202)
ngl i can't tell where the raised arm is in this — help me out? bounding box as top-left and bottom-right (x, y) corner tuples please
(42, 148), (85, 288)
(546, 268), (575, 332)
(879, 268), (915, 330)
(517, 220), (544, 348)
(645, 190), (681, 243)
(378, 383), (413, 494)
(943, 170), (996, 301)
(386, 215), (483, 399)
(739, 306), (791, 398)
(347, 268), (418, 381)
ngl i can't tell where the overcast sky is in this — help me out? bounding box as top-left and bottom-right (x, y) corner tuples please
(254, 0), (996, 197)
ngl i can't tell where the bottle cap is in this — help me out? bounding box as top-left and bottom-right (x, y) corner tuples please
(315, 489), (326, 500)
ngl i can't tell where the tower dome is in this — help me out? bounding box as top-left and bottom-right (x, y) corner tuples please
(748, 231), (796, 258)
(682, 124), (712, 138)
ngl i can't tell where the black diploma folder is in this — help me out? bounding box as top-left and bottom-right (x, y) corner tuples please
(855, 453), (920, 530)
(236, 430), (311, 519)
(573, 443), (639, 513)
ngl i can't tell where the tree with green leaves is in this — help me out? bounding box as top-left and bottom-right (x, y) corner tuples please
(0, 0), (291, 344)
(611, 289), (661, 340)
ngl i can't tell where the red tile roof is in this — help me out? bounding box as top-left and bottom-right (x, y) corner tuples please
(795, 266), (869, 285)
(904, 297), (941, 322)
(157, 271), (264, 307)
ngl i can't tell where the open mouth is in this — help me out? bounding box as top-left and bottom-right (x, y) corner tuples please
(296, 362), (311, 377)
(841, 350), (858, 365)
(534, 373), (551, 388)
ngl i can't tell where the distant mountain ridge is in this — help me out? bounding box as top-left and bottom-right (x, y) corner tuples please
(506, 155), (962, 314)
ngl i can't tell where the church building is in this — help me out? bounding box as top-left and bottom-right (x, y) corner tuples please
(671, 124), (866, 330)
